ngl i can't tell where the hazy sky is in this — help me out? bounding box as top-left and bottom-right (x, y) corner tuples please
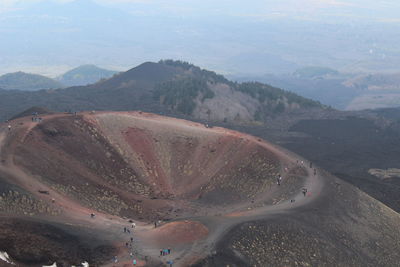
(2, 0), (400, 21)
(1, 0), (400, 76)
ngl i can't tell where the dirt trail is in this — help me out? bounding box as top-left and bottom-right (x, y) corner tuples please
(0, 112), (325, 267)
(143, 156), (324, 266)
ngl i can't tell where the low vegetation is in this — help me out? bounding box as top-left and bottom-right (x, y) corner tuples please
(154, 77), (215, 115)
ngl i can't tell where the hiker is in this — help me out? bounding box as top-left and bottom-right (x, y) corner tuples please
(277, 175), (282, 186)
(8, 125), (11, 131)
(124, 227), (127, 233)
(113, 256), (118, 263)
(291, 199), (295, 203)
(90, 213), (95, 218)
(133, 259), (137, 265)
(154, 221), (157, 228)
(160, 250), (163, 256)
(168, 248), (171, 254)
(125, 242), (129, 247)
(310, 162), (313, 168)
(130, 237), (133, 242)
(302, 188), (307, 197)
(132, 222), (136, 228)
(127, 229), (130, 234)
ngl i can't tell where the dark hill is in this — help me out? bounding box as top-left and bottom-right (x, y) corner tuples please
(0, 72), (62, 91)
(196, 170), (400, 267)
(95, 61), (180, 89)
(58, 65), (118, 87)
(10, 106), (53, 120)
(1, 60), (323, 124)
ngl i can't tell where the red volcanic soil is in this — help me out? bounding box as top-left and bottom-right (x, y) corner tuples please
(0, 111), (317, 266)
(123, 127), (171, 194)
(144, 221), (209, 246)
(2, 111), (400, 267)
(94, 112), (282, 207)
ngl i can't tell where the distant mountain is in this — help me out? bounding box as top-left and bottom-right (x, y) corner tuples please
(293, 66), (339, 79)
(230, 71), (357, 110)
(231, 69), (400, 111)
(58, 65), (118, 87)
(344, 73), (400, 91)
(0, 60), (323, 123)
(0, 72), (62, 91)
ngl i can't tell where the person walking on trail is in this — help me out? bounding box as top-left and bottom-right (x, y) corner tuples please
(277, 175), (282, 186)
(8, 125), (11, 131)
(154, 221), (157, 228)
(310, 162), (313, 168)
(302, 188), (307, 197)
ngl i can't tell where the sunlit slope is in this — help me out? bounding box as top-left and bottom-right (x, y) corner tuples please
(13, 112), (281, 219)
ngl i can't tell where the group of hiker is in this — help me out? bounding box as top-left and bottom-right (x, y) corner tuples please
(31, 112), (42, 123)
(91, 213), (176, 266)
(113, 223), (140, 265)
(31, 117), (42, 122)
(160, 248), (171, 256)
(283, 158), (319, 202)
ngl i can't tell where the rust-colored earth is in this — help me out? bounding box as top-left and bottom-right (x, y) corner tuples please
(0, 111), (322, 266)
(143, 221), (209, 246)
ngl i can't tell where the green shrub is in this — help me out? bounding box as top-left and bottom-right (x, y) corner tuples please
(154, 77), (215, 115)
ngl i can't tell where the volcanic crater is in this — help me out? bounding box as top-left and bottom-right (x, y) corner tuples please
(14, 112), (293, 220)
(1, 111), (400, 267)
